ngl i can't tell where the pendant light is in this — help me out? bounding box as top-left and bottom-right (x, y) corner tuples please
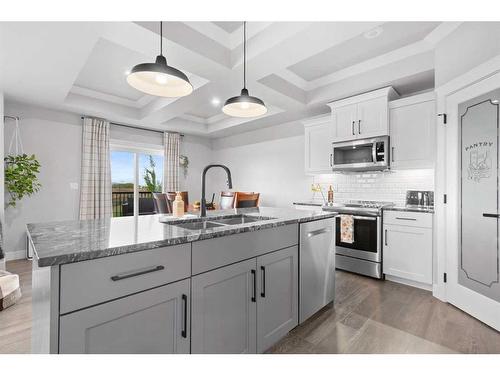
(222, 22), (267, 118)
(127, 22), (193, 98)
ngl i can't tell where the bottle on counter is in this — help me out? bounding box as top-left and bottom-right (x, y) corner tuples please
(327, 185), (334, 204)
(173, 192), (185, 218)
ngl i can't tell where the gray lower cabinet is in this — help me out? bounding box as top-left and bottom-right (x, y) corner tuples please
(59, 278), (191, 354)
(257, 245), (298, 353)
(191, 258), (257, 354)
(191, 246), (298, 354)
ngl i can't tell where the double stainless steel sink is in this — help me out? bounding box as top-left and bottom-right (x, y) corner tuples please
(165, 214), (275, 231)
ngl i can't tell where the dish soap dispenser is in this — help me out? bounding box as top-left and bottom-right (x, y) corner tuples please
(327, 185), (334, 204)
(173, 192), (185, 218)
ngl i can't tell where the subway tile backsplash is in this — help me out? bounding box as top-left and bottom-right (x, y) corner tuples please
(309, 169), (435, 207)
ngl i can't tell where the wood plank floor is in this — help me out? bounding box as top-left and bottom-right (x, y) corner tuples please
(1, 260), (499, 354)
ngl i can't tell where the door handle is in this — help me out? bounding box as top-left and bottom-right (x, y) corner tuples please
(483, 213), (500, 218)
(385, 229), (388, 246)
(251, 269), (256, 302)
(260, 266), (266, 298)
(110, 265), (164, 281)
(307, 228), (330, 238)
(358, 120), (361, 134)
(181, 294), (188, 338)
(352, 121), (355, 135)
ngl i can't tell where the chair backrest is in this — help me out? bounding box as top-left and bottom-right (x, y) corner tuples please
(152, 193), (170, 214)
(219, 191), (235, 210)
(166, 191), (189, 212)
(234, 192), (260, 208)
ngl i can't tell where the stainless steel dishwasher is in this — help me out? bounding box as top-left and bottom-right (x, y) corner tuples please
(299, 217), (336, 324)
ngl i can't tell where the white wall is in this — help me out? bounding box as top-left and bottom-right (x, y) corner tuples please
(211, 121), (311, 208)
(435, 22), (500, 87)
(3, 101), (82, 258)
(0, 92), (4, 266)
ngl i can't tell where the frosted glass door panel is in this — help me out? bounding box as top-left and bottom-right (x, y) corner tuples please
(459, 89), (500, 302)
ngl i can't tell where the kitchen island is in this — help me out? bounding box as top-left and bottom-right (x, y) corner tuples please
(28, 207), (336, 354)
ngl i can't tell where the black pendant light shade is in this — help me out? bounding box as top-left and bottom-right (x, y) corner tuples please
(222, 22), (267, 118)
(127, 22), (193, 98)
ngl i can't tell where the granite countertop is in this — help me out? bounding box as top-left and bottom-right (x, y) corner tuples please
(27, 207), (336, 267)
(384, 206), (435, 214)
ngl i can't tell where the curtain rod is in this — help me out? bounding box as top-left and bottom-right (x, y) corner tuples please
(4, 115), (20, 121)
(80, 116), (184, 137)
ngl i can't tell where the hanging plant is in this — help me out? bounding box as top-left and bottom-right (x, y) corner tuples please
(179, 155), (189, 178)
(4, 154), (42, 207)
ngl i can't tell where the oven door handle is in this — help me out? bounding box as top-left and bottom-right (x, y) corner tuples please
(351, 216), (377, 221)
(372, 143), (377, 164)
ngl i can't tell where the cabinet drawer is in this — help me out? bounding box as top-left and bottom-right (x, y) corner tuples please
(383, 210), (433, 228)
(60, 244), (191, 314)
(192, 224), (298, 275)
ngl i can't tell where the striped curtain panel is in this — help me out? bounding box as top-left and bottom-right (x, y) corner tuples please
(163, 132), (181, 192)
(79, 117), (112, 220)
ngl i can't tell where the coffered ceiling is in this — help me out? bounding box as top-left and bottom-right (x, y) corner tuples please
(0, 21), (461, 138)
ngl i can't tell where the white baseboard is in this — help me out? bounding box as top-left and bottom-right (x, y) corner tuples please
(4, 250), (27, 261)
(385, 275), (432, 291)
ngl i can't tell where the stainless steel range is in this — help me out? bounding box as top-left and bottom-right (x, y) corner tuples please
(322, 200), (394, 279)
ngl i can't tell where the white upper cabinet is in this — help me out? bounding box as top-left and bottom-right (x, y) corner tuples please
(389, 92), (436, 169)
(303, 115), (333, 174)
(328, 87), (399, 142)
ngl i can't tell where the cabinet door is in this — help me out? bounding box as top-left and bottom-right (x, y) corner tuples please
(332, 104), (357, 141)
(59, 279), (191, 354)
(257, 246), (298, 353)
(390, 100), (436, 169)
(304, 121), (333, 173)
(357, 96), (389, 138)
(383, 225), (432, 284)
(191, 258), (257, 354)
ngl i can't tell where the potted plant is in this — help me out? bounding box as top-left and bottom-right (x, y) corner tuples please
(4, 153), (42, 207)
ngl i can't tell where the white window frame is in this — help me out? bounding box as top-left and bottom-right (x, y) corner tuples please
(110, 140), (164, 218)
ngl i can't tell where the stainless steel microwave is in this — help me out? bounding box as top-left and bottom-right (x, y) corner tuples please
(331, 136), (390, 171)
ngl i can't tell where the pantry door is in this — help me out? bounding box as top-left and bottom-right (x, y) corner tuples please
(445, 71), (500, 331)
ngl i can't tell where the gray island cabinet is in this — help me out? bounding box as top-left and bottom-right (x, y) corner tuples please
(28, 207), (335, 354)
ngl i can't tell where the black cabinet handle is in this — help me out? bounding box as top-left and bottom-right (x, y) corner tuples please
(251, 269), (256, 302)
(483, 213), (500, 218)
(260, 266), (266, 298)
(358, 120), (361, 134)
(181, 294), (187, 338)
(110, 265), (164, 281)
(329, 153), (333, 167)
(352, 121), (355, 135)
(385, 229), (388, 246)
(392, 147), (394, 162)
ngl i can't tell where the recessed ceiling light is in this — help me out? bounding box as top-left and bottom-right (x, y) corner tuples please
(364, 27), (383, 39)
(211, 97), (221, 106)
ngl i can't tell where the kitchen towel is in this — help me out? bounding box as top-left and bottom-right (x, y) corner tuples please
(340, 215), (354, 244)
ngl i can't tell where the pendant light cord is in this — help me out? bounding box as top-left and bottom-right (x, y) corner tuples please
(243, 21), (246, 89)
(160, 21), (163, 56)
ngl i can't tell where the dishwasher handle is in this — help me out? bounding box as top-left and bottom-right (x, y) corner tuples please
(307, 228), (331, 238)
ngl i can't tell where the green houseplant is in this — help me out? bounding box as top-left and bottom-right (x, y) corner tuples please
(4, 153), (42, 207)
(143, 155), (162, 193)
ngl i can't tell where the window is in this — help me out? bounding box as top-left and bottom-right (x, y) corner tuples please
(111, 144), (164, 217)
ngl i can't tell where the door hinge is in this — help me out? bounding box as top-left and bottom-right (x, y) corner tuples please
(437, 113), (447, 124)
(443, 194), (447, 204)
(443, 273), (447, 283)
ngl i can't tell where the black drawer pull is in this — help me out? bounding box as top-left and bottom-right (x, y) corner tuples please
(260, 266), (266, 298)
(483, 213), (500, 218)
(395, 217), (417, 221)
(385, 229), (388, 246)
(181, 294), (188, 338)
(110, 265), (164, 281)
(251, 269), (256, 302)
